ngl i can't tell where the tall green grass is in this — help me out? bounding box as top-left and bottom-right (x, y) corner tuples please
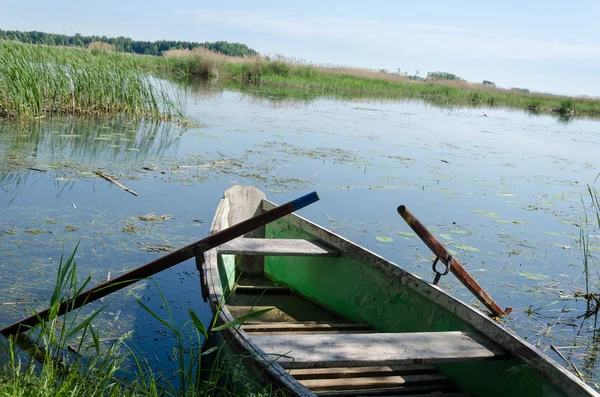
(579, 186), (600, 315)
(0, 40), (179, 119)
(147, 48), (600, 120)
(0, 247), (278, 396)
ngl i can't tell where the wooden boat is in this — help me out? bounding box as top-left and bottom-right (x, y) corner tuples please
(201, 186), (599, 397)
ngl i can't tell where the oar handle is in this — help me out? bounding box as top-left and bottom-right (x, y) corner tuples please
(1, 191), (320, 337)
(397, 205), (511, 317)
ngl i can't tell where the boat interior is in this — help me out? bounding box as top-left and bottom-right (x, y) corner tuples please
(228, 275), (477, 396)
(204, 186), (573, 397)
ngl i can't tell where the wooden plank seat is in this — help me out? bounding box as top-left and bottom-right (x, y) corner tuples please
(218, 238), (340, 257)
(242, 321), (375, 335)
(251, 331), (508, 369)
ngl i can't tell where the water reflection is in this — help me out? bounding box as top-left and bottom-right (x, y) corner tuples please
(0, 118), (184, 196)
(0, 118), (183, 167)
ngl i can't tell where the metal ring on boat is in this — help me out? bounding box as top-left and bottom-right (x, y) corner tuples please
(432, 254), (451, 285)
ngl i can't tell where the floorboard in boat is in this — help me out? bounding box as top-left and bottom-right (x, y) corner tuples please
(288, 364), (439, 379)
(227, 291), (349, 323)
(242, 322), (374, 335)
(314, 382), (460, 396)
(301, 374), (448, 391)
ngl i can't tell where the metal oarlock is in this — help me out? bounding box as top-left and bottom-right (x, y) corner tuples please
(432, 254), (452, 285)
(398, 205), (511, 317)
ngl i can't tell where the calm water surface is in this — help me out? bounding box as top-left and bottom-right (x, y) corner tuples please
(1, 88), (600, 387)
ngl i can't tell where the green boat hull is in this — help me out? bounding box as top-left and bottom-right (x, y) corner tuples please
(202, 186), (598, 397)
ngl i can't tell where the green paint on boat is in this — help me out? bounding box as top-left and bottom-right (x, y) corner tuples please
(259, 216), (566, 397)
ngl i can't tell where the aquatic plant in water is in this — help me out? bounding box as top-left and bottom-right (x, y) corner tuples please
(0, 247), (278, 396)
(0, 40), (180, 119)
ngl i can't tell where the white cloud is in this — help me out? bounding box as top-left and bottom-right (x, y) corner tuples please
(180, 9), (600, 61)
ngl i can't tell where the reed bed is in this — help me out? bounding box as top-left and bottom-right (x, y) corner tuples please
(0, 40), (177, 120)
(153, 49), (600, 119)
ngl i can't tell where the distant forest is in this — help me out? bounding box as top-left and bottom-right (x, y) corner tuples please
(0, 29), (258, 57)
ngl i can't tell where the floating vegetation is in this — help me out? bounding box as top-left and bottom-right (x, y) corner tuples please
(376, 236), (394, 243)
(473, 209), (501, 218)
(64, 225), (78, 232)
(449, 229), (471, 235)
(138, 213), (174, 222)
(544, 231), (561, 236)
(517, 271), (548, 281)
(121, 224), (137, 233)
(396, 231), (418, 238)
(454, 244), (480, 252)
(137, 241), (173, 252)
(496, 219), (534, 225)
(25, 228), (49, 235)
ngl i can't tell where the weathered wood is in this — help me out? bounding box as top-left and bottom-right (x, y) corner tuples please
(300, 374), (447, 391)
(289, 365), (438, 379)
(242, 322), (371, 331)
(220, 238), (340, 257)
(246, 330), (376, 335)
(235, 285), (292, 294)
(95, 171), (138, 196)
(205, 192), (318, 397)
(251, 331), (507, 369)
(227, 305), (298, 323)
(315, 383), (456, 396)
(397, 205), (509, 318)
(383, 394), (470, 397)
(0, 190), (319, 337)
(225, 186), (266, 275)
(243, 322), (373, 334)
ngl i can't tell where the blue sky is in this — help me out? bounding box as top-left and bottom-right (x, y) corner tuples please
(2, 1), (599, 96)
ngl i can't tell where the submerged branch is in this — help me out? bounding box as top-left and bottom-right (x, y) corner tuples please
(95, 171), (138, 196)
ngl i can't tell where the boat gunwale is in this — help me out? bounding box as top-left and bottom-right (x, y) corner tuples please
(204, 195), (316, 397)
(204, 187), (599, 397)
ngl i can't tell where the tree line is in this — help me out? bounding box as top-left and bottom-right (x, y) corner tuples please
(0, 29), (258, 57)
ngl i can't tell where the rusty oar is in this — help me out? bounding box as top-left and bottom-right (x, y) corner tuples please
(397, 205), (511, 317)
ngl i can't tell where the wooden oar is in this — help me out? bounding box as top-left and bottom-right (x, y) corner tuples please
(397, 205), (511, 317)
(1, 191), (320, 337)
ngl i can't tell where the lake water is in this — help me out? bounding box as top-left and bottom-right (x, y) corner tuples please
(1, 87), (600, 388)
